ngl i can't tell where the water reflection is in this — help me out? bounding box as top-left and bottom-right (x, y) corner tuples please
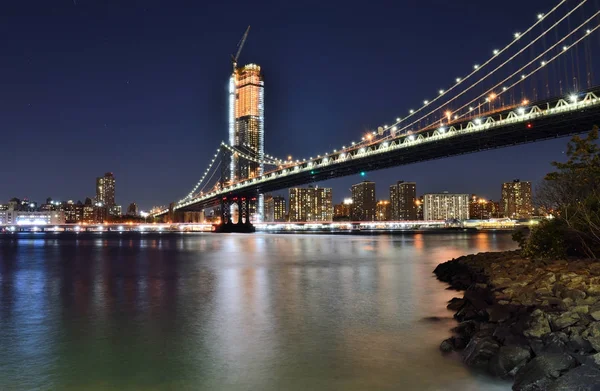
(0, 232), (514, 390)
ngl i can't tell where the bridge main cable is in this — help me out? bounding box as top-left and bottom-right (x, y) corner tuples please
(392, 0), (590, 136)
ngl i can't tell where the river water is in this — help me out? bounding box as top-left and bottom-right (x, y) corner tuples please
(0, 232), (516, 390)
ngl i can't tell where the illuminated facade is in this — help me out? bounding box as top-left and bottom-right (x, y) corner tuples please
(469, 195), (500, 219)
(96, 172), (116, 209)
(229, 64), (264, 182)
(351, 181), (376, 221)
(289, 187), (333, 222)
(228, 64), (265, 221)
(389, 181), (417, 220)
(333, 198), (353, 220)
(376, 200), (391, 221)
(265, 195), (286, 222)
(0, 211), (66, 225)
(423, 192), (469, 220)
(501, 179), (533, 218)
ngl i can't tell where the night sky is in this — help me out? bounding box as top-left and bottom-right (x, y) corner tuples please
(1, 0), (597, 209)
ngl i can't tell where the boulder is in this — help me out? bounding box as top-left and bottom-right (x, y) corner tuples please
(488, 345), (531, 378)
(487, 304), (511, 323)
(539, 332), (568, 354)
(545, 365), (600, 391)
(462, 336), (500, 369)
(453, 320), (479, 341)
(587, 284), (600, 296)
(447, 297), (466, 311)
(568, 334), (595, 354)
(550, 311), (581, 331)
(455, 305), (486, 322)
(562, 288), (587, 301)
(440, 338), (454, 353)
(572, 305), (590, 314)
(583, 322), (600, 351)
(524, 310), (552, 338)
(591, 310), (600, 321)
(513, 353), (576, 391)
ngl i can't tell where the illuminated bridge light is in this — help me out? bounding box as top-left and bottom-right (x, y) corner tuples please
(474, 118), (482, 125)
(517, 107), (525, 115)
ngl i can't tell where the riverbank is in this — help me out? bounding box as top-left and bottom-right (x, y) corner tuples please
(434, 250), (600, 390)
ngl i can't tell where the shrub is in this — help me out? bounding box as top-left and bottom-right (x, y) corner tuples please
(519, 220), (567, 259)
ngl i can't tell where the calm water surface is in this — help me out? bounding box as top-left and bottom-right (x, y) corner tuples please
(0, 232), (516, 390)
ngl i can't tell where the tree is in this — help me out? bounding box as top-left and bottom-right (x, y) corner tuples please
(525, 127), (600, 258)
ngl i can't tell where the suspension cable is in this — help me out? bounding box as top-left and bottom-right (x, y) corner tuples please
(393, 0), (589, 135)
(450, 12), (600, 121)
(384, 0), (570, 129)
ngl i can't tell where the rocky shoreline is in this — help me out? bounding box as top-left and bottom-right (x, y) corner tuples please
(434, 250), (600, 390)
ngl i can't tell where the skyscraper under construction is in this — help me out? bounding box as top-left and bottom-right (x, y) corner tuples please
(228, 64), (264, 182)
(227, 27), (265, 221)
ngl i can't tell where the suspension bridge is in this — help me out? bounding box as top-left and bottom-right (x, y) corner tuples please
(151, 0), (600, 232)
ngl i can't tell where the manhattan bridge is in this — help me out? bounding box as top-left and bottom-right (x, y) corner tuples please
(152, 0), (600, 233)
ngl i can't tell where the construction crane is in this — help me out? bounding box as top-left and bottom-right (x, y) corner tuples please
(231, 26), (251, 72)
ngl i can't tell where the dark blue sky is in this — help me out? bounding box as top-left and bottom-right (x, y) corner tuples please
(1, 0), (594, 209)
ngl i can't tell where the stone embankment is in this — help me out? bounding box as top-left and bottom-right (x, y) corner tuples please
(434, 250), (600, 390)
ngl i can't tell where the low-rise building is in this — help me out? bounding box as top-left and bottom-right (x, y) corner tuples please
(423, 192), (470, 220)
(0, 211), (66, 225)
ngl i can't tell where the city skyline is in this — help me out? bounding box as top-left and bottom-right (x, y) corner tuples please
(0, 0), (589, 209)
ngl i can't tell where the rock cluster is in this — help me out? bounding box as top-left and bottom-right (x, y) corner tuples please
(434, 250), (600, 390)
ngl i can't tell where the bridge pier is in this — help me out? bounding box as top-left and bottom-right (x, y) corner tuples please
(214, 195), (256, 233)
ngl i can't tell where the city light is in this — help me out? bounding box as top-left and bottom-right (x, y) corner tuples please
(569, 94), (578, 103)
(360, 172), (366, 177)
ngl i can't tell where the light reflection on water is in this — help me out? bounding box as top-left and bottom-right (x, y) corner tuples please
(0, 232), (514, 390)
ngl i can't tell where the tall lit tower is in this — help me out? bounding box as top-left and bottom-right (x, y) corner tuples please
(229, 64), (265, 182)
(227, 27), (265, 221)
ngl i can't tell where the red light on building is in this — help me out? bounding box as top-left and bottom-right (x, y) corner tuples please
(527, 123), (533, 129)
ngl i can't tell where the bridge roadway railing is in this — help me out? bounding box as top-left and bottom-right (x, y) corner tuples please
(158, 89), (600, 216)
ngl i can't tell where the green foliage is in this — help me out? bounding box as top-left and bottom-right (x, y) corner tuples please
(519, 220), (567, 259)
(512, 229), (527, 248)
(517, 127), (600, 259)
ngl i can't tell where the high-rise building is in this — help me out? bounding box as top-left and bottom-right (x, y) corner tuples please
(501, 179), (533, 218)
(469, 195), (500, 219)
(127, 202), (139, 216)
(423, 192), (470, 220)
(265, 195), (286, 222)
(228, 63), (265, 221)
(389, 181), (417, 220)
(333, 198), (353, 221)
(416, 196), (424, 220)
(96, 172), (116, 208)
(351, 181), (376, 221)
(376, 200), (391, 221)
(229, 64), (264, 183)
(288, 187), (333, 222)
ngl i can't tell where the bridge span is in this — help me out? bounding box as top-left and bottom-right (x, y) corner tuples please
(157, 88), (600, 218)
